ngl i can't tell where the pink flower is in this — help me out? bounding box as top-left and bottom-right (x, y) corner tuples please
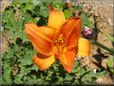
(83, 26), (92, 36)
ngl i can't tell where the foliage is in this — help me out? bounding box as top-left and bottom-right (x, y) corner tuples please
(80, 13), (95, 29)
(108, 56), (114, 73)
(1, 0), (113, 85)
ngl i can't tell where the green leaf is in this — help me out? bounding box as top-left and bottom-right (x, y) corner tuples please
(19, 49), (35, 66)
(75, 3), (84, 10)
(72, 60), (79, 73)
(42, 0), (53, 6)
(14, 73), (24, 83)
(19, 58), (33, 66)
(64, 9), (73, 19)
(3, 62), (12, 83)
(108, 56), (114, 73)
(31, 65), (38, 71)
(79, 68), (85, 76)
(39, 5), (49, 18)
(45, 76), (51, 81)
(9, 12), (17, 29)
(74, 60), (79, 68)
(65, 74), (73, 81)
(56, 76), (63, 82)
(2, 9), (17, 30)
(19, 54), (33, 66)
(106, 34), (114, 42)
(80, 13), (95, 29)
(24, 16), (37, 23)
(32, 0), (41, 6)
(25, 3), (34, 11)
(52, 0), (64, 10)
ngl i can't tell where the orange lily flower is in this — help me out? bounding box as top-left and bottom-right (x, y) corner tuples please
(25, 10), (90, 73)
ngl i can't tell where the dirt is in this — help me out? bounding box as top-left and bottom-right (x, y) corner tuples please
(80, 0), (114, 84)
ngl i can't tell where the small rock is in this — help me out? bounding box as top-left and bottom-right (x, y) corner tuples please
(101, 58), (108, 69)
(82, 4), (92, 13)
(108, 18), (113, 26)
(0, 0), (12, 12)
(79, 57), (90, 67)
(87, 59), (99, 70)
(0, 34), (9, 53)
(97, 5), (113, 22)
(96, 21), (107, 29)
(97, 31), (113, 49)
(96, 76), (113, 84)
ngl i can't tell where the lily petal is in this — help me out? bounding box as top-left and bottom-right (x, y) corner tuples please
(77, 38), (91, 56)
(61, 18), (81, 49)
(48, 10), (66, 30)
(25, 23), (55, 56)
(33, 53), (55, 71)
(58, 48), (76, 73)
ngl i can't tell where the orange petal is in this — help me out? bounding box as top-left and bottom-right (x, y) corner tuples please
(61, 17), (81, 49)
(58, 48), (76, 73)
(77, 38), (91, 56)
(32, 53), (55, 71)
(48, 10), (66, 31)
(25, 23), (55, 56)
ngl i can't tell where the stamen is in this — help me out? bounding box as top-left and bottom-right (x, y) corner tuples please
(54, 34), (67, 65)
(54, 34), (66, 48)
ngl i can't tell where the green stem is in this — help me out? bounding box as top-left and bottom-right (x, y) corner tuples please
(91, 40), (114, 55)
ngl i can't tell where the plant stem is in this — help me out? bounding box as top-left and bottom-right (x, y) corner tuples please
(91, 40), (114, 55)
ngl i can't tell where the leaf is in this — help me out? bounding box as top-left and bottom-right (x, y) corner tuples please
(108, 56), (114, 73)
(65, 74), (73, 81)
(39, 5), (49, 18)
(64, 9), (73, 19)
(2, 9), (17, 31)
(32, 0), (41, 6)
(56, 76), (63, 82)
(79, 68), (86, 76)
(3, 62), (12, 83)
(25, 3), (34, 11)
(106, 34), (114, 42)
(19, 49), (35, 66)
(75, 3), (84, 10)
(14, 73), (24, 83)
(9, 12), (17, 29)
(52, 0), (64, 10)
(19, 58), (33, 66)
(19, 54), (33, 66)
(45, 76), (51, 81)
(71, 60), (79, 73)
(38, 0), (53, 7)
(80, 13), (95, 29)
(74, 60), (79, 68)
(31, 65), (38, 71)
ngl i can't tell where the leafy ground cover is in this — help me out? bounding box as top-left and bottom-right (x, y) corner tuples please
(1, 0), (114, 85)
